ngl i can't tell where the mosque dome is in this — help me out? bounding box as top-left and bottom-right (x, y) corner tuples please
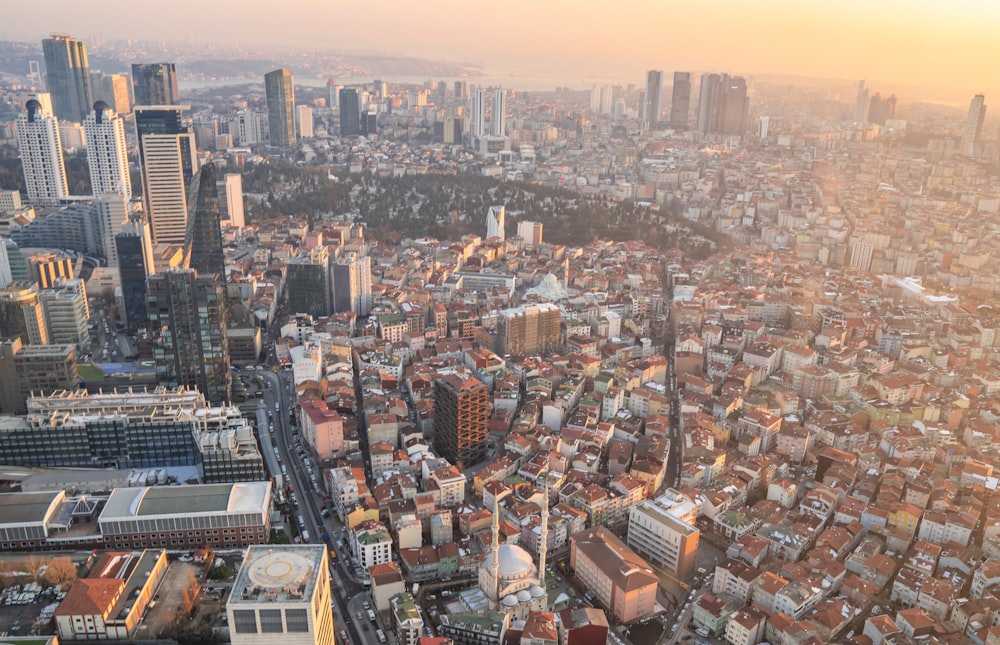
(516, 589), (532, 603)
(484, 544), (535, 578)
(502, 594), (519, 607)
(530, 585), (545, 598)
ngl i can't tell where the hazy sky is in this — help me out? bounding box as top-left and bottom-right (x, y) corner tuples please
(8, 0), (1000, 94)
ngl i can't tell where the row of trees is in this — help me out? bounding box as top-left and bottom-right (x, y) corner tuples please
(0, 555), (77, 590)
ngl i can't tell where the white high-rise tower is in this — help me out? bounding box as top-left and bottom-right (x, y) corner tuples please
(470, 89), (486, 141)
(490, 88), (506, 137)
(486, 205), (505, 241)
(960, 94), (987, 157)
(84, 100), (132, 199)
(17, 94), (69, 206)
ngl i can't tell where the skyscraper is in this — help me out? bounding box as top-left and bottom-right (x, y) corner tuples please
(338, 88), (361, 136)
(83, 101), (131, 199)
(669, 72), (692, 129)
(697, 73), (748, 135)
(470, 89), (486, 141)
(486, 205), (505, 240)
(17, 95), (69, 205)
(331, 253), (372, 317)
(219, 173), (245, 229)
(286, 247), (331, 317)
(643, 70), (663, 131)
(297, 104), (314, 139)
(0, 284), (49, 345)
(854, 80), (870, 123)
(116, 218), (154, 328)
(41, 35), (92, 123)
(867, 93), (896, 126)
(146, 269), (231, 403)
(264, 69), (295, 148)
(135, 105), (197, 244)
(960, 94), (987, 157)
(185, 163), (225, 278)
(131, 63), (180, 106)
(490, 89), (506, 137)
(434, 369), (490, 468)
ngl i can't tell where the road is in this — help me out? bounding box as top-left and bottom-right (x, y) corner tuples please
(250, 365), (385, 645)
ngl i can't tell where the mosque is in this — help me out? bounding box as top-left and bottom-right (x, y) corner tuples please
(476, 484), (549, 620)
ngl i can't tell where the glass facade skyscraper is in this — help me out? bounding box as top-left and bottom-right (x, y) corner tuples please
(131, 63), (180, 106)
(41, 35), (92, 123)
(264, 68), (295, 148)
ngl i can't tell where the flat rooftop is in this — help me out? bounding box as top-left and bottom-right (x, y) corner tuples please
(0, 490), (62, 525)
(100, 481), (270, 520)
(230, 545), (325, 605)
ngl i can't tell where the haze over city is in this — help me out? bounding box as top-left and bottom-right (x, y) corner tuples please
(5, 0), (1000, 98)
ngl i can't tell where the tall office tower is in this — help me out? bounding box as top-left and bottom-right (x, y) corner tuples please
(434, 369), (490, 468)
(867, 93), (896, 126)
(854, 80), (870, 123)
(296, 105), (314, 139)
(185, 163), (225, 278)
(0, 338), (78, 414)
(0, 242), (11, 289)
(437, 80), (448, 105)
(146, 269), (231, 403)
(698, 73), (747, 135)
(338, 88), (361, 136)
(490, 89), (506, 137)
(83, 101), (132, 199)
(91, 193), (129, 268)
(39, 278), (89, 349)
(454, 80), (469, 101)
(326, 78), (339, 111)
(470, 89), (486, 141)
(230, 110), (268, 146)
(361, 112), (377, 137)
(219, 173), (245, 228)
(106, 74), (131, 114)
(331, 253), (372, 316)
(227, 545), (335, 645)
(517, 220), (543, 247)
(599, 85), (614, 114)
(264, 69), (295, 148)
(613, 98), (626, 122)
(135, 105), (197, 244)
(17, 96), (69, 206)
(485, 205), (505, 240)
(960, 94), (987, 157)
(495, 303), (560, 356)
(131, 63), (180, 106)
(0, 284), (49, 345)
(643, 70), (663, 131)
(116, 218), (155, 328)
(590, 85), (601, 112)
(848, 238), (874, 272)
(373, 79), (388, 100)
(286, 246), (331, 317)
(670, 72), (692, 129)
(758, 116), (770, 139)
(41, 35), (92, 123)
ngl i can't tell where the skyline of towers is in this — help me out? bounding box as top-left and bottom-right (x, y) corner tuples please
(339, 87), (361, 136)
(135, 105), (198, 244)
(643, 69), (663, 131)
(264, 68), (296, 148)
(697, 72), (748, 135)
(960, 93), (987, 157)
(146, 268), (231, 404)
(131, 63), (180, 106)
(41, 35), (92, 123)
(83, 100), (132, 199)
(17, 95), (69, 205)
(670, 71), (692, 129)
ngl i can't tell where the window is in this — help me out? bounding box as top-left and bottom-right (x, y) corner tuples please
(259, 609), (283, 633)
(285, 608), (309, 632)
(233, 610), (257, 634)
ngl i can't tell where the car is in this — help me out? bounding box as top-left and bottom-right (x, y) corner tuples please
(362, 624), (369, 632)
(356, 612), (364, 621)
(339, 631), (348, 641)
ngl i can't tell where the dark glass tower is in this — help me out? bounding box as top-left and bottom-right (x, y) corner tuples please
(42, 35), (92, 123)
(339, 88), (361, 136)
(185, 162), (225, 278)
(670, 72), (692, 129)
(115, 220), (153, 328)
(131, 63), (180, 106)
(146, 269), (231, 403)
(264, 69), (295, 148)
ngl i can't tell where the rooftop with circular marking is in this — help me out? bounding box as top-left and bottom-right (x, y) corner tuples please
(247, 550), (314, 589)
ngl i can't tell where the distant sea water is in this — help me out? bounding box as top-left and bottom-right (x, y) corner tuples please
(179, 70), (631, 93)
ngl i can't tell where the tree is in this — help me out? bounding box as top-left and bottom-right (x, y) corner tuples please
(43, 556), (78, 589)
(25, 555), (44, 584)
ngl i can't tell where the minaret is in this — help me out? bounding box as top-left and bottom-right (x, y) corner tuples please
(492, 494), (501, 603)
(538, 472), (549, 586)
